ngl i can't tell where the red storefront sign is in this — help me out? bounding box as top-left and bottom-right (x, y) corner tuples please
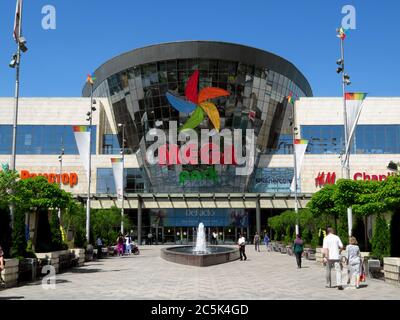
(20, 170), (78, 187)
(315, 171), (396, 187)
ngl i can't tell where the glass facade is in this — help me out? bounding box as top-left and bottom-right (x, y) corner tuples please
(0, 125), (96, 155)
(301, 124), (400, 154)
(93, 57), (309, 193)
(96, 168), (147, 194)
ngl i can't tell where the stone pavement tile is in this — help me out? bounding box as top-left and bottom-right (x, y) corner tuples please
(0, 245), (399, 300)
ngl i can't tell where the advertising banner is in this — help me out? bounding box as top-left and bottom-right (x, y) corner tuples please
(290, 139), (308, 192)
(73, 125), (91, 179)
(111, 158), (123, 200)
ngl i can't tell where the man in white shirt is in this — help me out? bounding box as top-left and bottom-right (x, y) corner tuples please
(322, 227), (344, 290)
(237, 234), (247, 261)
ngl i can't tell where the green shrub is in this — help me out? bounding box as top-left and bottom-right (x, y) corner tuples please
(50, 211), (63, 251)
(11, 208), (27, 258)
(390, 208), (400, 257)
(372, 213), (390, 262)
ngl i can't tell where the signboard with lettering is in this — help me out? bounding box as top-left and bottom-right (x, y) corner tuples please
(315, 171), (397, 187)
(251, 168), (294, 193)
(157, 208), (248, 227)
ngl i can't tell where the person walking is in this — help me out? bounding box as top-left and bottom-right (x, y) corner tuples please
(0, 245), (5, 285)
(96, 237), (103, 259)
(264, 234), (270, 251)
(346, 236), (362, 288)
(237, 234), (247, 261)
(116, 233), (125, 256)
(322, 227), (344, 290)
(125, 233), (132, 255)
(293, 234), (304, 268)
(147, 231), (153, 245)
(253, 232), (260, 252)
(212, 231), (218, 245)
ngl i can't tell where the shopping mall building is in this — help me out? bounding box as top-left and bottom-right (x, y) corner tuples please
(1, 41), (399, 243)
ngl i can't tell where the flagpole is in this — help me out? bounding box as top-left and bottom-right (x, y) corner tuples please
(121, 124), (125, 234)
(86, 84), (93, 244)
(9, 0), (25, 231)
(293, 102), (299, 236)
(58, 137), (64, 220)
(339, 32), (353, 237)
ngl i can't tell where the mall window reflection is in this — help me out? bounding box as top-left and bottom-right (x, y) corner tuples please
(96, 168), (147, 194)
(0, 125), (96, 155)
(301, 124), (400, 154)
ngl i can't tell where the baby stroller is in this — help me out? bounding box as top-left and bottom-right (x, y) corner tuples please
(132, 243), (140, 255)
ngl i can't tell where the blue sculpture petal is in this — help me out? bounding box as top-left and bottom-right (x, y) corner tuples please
(166, 92), (196, 113)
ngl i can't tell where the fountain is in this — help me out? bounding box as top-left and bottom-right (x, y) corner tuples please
(193, 222), (208, 254)
(161, 222), (240, 267)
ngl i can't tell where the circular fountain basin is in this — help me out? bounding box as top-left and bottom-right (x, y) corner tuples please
(161, 246), (240, 267)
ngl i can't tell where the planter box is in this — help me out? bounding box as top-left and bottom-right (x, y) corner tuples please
(35, 252), (60, 273)
(69, 248), (85, 267)
(315, 247), (324, 264)
(1, 258), (19, 288)
(384, 257), (400, 286)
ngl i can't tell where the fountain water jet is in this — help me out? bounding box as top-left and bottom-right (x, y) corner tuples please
(193, 222), (208, 253)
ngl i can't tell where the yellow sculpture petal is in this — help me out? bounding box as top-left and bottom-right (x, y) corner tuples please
(199, 102), (220, 132)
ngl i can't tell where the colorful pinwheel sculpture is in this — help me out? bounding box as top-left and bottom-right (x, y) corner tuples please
(166, 70), (229, 132)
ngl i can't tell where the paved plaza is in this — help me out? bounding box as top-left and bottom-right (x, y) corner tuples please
(0, 245), (399, 300)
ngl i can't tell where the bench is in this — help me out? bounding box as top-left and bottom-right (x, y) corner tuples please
(368, 259), (382, 278)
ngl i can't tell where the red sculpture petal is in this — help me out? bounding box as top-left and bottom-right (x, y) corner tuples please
(198, 87), (229, 103)
(185, 70), (199, 104)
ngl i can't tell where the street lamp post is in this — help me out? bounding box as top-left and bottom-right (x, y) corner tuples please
(336, 28), (353, 237)
(58, 140), (64, 220)
(118, 123), (125, 234)
(85, 88), (96, 243)
(9, 0), (28, 229)
(291, 107), (300, 236)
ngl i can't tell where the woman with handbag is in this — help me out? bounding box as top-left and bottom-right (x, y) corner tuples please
(346, 236), (362, 288)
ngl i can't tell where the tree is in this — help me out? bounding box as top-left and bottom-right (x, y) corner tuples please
(0, 170), (18, 257)
(390, 208), (400, 257)
(371, 213), (390, 262)
(11, 207), (27, 258)
(12, 176), (72, 252)
(61, 200), (86, 247)
(91, 207), (131, 246)
(50, 211), (64, 251)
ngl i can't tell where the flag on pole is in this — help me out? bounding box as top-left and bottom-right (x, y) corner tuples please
(111, 158), (124, 200)
(287, 92), (295, 105)
(290, 139), (308, 192)
(87, 73), (96, 85)
(337, 27), (347, 40)
(73, 126), (91, 179)
(344, 92), (368, 156)
(13, 0), (23, 42)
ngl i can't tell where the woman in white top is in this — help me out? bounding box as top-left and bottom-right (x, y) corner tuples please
(346, 236), (362, 288)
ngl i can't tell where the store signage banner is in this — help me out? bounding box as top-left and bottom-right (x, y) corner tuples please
(290, 139), (308, 192)
(111, 158), (123, 200)
(73, 126), (91, 179)
(161, 208), (248, 227)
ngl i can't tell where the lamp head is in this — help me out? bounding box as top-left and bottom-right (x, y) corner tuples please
(9, 54), (17, 68)
(18, 37), (28, 52)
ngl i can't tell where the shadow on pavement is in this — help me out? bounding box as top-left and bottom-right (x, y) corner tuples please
(70, 268), (103, 273)
(0, 296), (24, 300)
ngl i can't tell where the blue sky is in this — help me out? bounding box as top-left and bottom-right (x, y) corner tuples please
(0, 0), (399, 97)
